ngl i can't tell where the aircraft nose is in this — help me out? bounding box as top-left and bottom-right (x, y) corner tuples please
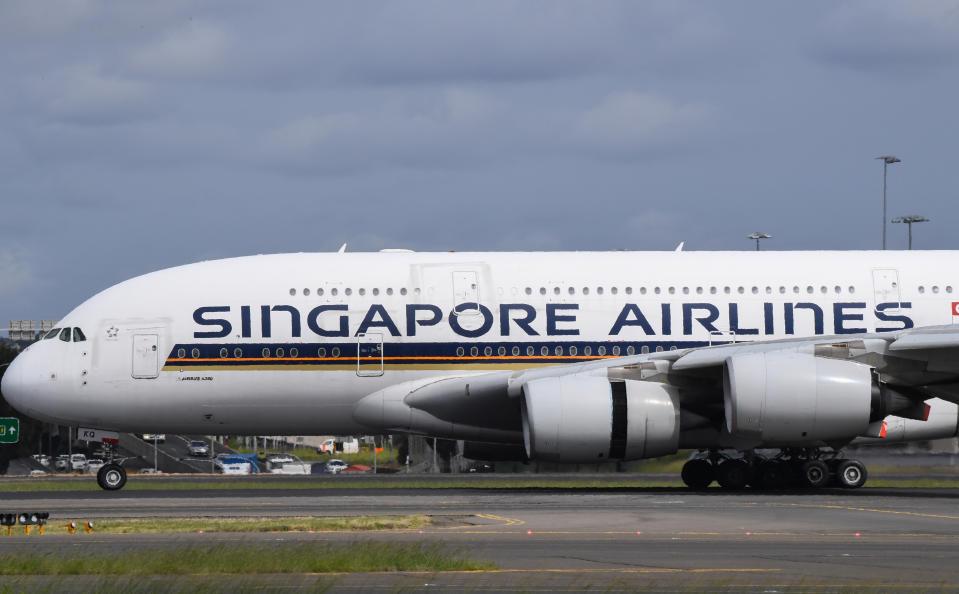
(1, 349), (56, 423)
(2, 353), (28, 412)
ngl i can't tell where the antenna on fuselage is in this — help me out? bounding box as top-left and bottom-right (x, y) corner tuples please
(674, 242), (685, 252)
(337, 243), (347, 253)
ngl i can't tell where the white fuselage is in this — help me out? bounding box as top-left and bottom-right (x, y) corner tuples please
(3, 250), (956, 435)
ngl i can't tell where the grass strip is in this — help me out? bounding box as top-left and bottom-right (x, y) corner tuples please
(0, 541), (494, 575)
(97, 515), (432, 534)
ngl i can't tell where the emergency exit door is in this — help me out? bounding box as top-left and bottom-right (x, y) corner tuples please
(872, 269), (900, 311)
(356, 333), (384, 377)
(453, 270), (480, 315)
(132, 334), (159, 379)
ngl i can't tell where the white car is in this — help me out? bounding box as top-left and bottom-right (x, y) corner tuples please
(85, 459), (106, 474)
(54, 455), (70, 472)
(69, 454), (87, 472)
(264, 453), (310, 475)
(214, 455), (252, 475)
(188, 440), (210, 457)
(326, 459), (348, 474)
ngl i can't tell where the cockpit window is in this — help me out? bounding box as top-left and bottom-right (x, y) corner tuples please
(59, 328), (72, 342)
(44, 328), (60, 340)
(73, 328), (86, 342)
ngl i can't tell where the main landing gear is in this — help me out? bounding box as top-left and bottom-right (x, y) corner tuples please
(680, 449), (867, 491)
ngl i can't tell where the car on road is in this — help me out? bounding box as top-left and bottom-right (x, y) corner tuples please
(188, 440), (210, 457)
(69, 454), (87, 472)
(264, 453), (310, 474)
(85, 459), (106, 474)
(214, 454), (257, 475)
(54, 455), (70, 472)
(32, 454), (51, 468)
(325, 459), (348, 474)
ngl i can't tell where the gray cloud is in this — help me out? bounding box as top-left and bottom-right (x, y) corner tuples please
(1, 2), (957, 324)
(812, 0), (959, 71)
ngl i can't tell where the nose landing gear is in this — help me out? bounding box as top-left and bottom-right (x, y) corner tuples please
(680, 449), (867, 491)
(97, 464), (127, 490)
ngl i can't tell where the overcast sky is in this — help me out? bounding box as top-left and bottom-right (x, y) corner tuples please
(2, 1), (959, 323)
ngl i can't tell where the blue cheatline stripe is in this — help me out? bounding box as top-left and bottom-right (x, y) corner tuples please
(164, 340), (715, 367)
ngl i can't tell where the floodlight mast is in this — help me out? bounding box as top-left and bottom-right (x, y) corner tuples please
(746, 232), (771, 251)
(891, 215), (929, 250)
(876, 155), (901, 250)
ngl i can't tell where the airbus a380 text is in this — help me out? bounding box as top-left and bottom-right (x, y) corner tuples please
(4, 249), (959, 490)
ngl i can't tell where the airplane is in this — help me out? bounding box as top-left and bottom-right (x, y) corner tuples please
(3, 249), (959, 491)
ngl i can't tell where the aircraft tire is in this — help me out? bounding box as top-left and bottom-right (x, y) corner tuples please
(97, 464), (127, 491)
(681, 459), (714, 491)
(716, 460), (750, 490)
(836, 459), (868, 489)
(801, 460), (830, 489)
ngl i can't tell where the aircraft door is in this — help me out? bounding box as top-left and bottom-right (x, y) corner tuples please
(132, 334), (159, 379)
(356, 333), (384, 377)
(453, 270), (480, 315)
(872, 269), (900, 312)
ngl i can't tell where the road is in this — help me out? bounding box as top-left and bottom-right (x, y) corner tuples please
(2, 477), (959, 591)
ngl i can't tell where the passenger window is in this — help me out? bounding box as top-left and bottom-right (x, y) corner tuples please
(59, 328), (72, 342)
(512, 346), (520, 356)
(584, 346), (592, 356)
(219, 348), (228, 358)
(234, 348), (243, 358)
(178, 348), (186, 358)
(290, 348), (298, 358)
(526, 346), (535, 356)
(541, 346), (549, 356)
(276, 347), (285, 358)
(72, 328), (86, 342)
(598, 346), (606, 356)
(498, 346), (506, 356)
(318, 347), (326, 357)
(456, 347), (465, 356)
(44, 328), (60, 339)
(331, 347), (340, 357)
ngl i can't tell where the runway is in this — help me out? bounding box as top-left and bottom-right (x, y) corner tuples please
(3, 479), (959, 591)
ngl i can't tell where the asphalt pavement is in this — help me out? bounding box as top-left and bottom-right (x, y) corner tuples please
(3, 477), (959, 591)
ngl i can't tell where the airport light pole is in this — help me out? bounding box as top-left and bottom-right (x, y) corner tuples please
(892, 215), (929, 250)
(876, 155), (901, 250)
(746, 232), (771, 251)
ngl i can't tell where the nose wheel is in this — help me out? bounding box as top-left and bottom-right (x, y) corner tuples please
(97, 463), (127, 491)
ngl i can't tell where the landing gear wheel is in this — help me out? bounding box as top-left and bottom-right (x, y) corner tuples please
(801, 460), (830, 489)
(681, 459), (714, 491)
(836, 459), (867, 489)
(717, 460), (750, 490)
(97, 463), (127, 491)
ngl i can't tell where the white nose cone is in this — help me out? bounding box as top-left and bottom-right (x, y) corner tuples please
(1, 353), (28, 415)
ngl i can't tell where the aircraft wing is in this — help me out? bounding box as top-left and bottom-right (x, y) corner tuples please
(353, 325), (959, 457)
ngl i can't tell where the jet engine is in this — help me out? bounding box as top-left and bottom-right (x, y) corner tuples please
(723, 352), (872, 446)
(521, 376), (679, 463)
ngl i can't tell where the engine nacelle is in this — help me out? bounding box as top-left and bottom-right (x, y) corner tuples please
(724, 352), (872, 446)
(521, 376), (679, 463)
